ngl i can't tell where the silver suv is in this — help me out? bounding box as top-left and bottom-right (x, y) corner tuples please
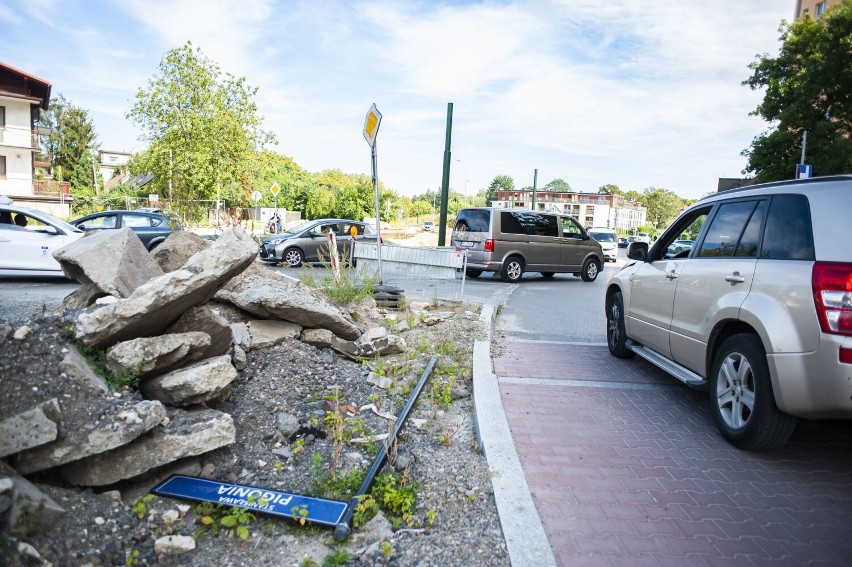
(605, 175), (852, 450)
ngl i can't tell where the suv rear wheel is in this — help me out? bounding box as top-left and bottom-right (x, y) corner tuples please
(500, 255), (524, 283)
(710, 334), (797, 451)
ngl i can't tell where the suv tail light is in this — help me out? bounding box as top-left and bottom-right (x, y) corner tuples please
(812, 262), (852, 337)
(484, 239), (494, 252)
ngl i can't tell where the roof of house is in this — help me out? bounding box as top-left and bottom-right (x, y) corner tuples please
(0, 61), (51, 110)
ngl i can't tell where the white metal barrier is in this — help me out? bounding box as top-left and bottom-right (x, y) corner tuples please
(352, 242), (468, 299)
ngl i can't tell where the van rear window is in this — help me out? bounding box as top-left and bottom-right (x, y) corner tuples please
(454, 209), (490, 232)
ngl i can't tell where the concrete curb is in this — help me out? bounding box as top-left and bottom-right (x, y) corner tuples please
(473, 305), (556, 567)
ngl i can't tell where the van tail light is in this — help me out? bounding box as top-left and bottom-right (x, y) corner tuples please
(812, 262), (852, 337)
(484, 239), (494, 252)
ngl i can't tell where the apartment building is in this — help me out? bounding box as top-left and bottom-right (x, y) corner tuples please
(490, 190), (647, 233)
(794, 0), (842, 18)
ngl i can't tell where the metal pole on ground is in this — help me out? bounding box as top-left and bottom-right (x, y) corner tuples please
(334, 356), (437, 541)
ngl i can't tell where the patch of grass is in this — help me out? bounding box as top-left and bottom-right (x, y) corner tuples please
(298, 245), (377, 306)
(322, 550), (353, 566)
(192, 501), (259, 541)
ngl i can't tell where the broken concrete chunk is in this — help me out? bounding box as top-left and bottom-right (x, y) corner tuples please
(248, 319), (301, 349)
(74, 227), (258, 349)
(61, 409), (236, 487)
(59, 344), (110, 393)
(140, 355), (237, 406)
(150, 231), (210, 273)
(216, 264), (361, 340)
(106, 332), (211, 379)
(12, 400), (167, 475)
(167, 304), (233, 359)
(53, 227), (164, 297)
(0, 462), (65, 536)
(0, 399), (60, 458)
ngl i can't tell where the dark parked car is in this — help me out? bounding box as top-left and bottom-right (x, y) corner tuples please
(70, 210), (180, 251)
(259, 219), (379, 267)
(618, 237), (629, 248)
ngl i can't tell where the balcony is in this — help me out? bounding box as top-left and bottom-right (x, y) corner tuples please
(33, 179), (70, 197)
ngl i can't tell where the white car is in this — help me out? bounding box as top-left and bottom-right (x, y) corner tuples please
(0, 199), (85, 277)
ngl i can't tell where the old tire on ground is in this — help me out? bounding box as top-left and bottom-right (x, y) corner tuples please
(500, 256), (524, 283)
(283, 248), (304, 268)
(606, 291), (634, 359)
(580, 258), (600, 282)
(710, 333), (797, 451)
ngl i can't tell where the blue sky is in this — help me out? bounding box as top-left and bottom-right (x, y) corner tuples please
(2, 0), (793, 200)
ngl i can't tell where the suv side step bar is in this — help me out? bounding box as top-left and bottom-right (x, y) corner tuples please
(626, 340), (706, 387)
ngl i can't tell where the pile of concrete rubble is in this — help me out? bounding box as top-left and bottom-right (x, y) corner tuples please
(0, 227), (407, 537)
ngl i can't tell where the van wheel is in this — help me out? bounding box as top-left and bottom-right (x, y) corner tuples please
(580, 258), (600, 281)
(606, 292), (634, 359)
(465, 269), (482, 278)
(540, 272), (555, 278)
(500, 256), (524, 283)
(710, 334), (797, 450)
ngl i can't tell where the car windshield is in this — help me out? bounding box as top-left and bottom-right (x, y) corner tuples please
(590, 232), (616, 242)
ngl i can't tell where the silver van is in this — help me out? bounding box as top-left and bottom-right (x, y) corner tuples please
(451, 207), (604, 282)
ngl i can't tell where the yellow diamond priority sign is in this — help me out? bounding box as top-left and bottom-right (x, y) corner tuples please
(270, 182), (281, 196)
(363, 104), (382, 148)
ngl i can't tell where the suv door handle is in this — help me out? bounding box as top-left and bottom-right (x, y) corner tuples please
(725, 272), (746, 284)
(666, 271), (678, 280)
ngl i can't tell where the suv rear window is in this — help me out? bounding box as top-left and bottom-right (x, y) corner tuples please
(454, 209), (491, 232)
(761, 194), (815, 261)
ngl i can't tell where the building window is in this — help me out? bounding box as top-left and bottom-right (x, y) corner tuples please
(816, 2), (826, 15)
(0, 106), (5, 127)
(0, 155), (6, 177)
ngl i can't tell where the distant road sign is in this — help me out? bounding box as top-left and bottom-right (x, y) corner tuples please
(796, 164), (812, 179)
(251, 190), (262, 203)
(363, 104), (382, 147)
(270, 182), (281, 196)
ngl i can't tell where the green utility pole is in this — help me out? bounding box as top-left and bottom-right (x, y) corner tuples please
(531, 169), (538, 210)
(438, 103), (453, 246)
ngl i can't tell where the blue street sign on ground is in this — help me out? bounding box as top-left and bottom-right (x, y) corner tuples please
(152, 475), (348, 527)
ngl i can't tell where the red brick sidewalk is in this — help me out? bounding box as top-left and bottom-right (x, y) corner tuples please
(494, 340), (852, 566)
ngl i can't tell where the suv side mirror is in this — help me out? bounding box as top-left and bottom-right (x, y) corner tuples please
(627, 241), (648, 261)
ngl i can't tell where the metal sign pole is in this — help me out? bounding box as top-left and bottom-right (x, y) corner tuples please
(363, 104), (384, 284)
(371, 141), (383, 284)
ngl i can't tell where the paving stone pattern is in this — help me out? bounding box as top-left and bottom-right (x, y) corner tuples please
(494, 341), (852, 566)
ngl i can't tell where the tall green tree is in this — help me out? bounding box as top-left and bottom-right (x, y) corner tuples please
(742, 1), (852, 181)
(598, 184), (622, 195)
(641, 187), (684, 231)
(543, 178), (571, 192)
(486, 175), (514, 204)
(127, 42), (275, 209)
(40, 93), (98, 181)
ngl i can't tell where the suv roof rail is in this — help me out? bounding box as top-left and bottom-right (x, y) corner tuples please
(699, 174), (852, 202)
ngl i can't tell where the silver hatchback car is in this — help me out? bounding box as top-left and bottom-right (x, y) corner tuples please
(605, 175), (852, 450)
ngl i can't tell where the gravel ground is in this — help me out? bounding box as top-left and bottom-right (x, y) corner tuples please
(0, 285), (510, 566)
